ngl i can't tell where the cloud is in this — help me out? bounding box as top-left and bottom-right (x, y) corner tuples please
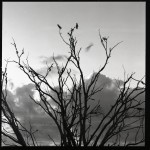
(3, 72), (145, 145)
(48, 72), (144, 121)
(3, 83), (59, 145)
(83, 72), (145, 144)
(36, 66), (58, 77)
(39, 54), (67, 64)
(36, 60), (78, 78)
(84, 73), (120, 112)
(85, 43), (94, 52)
(7, 79), (14, 90)
(37, 54), (78, 77)
(85, 72), (144, 113)
(35, 65), (71, 78)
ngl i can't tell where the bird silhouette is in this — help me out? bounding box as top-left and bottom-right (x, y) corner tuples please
(57, 24), (62, 30)
(141, 81), (145, 85)
(102, 37), (107, 41)
(76, 23), (78, 29)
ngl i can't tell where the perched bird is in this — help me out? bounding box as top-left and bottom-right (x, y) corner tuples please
(57, 24), (62, 30)
(141, 81), (145, 85)
(76, 23), (78, 29)
(102, 37), (107, 41)
(61, 67), (65, 73)
(16, 50), (18, 55)
(48, 67), (51, 72)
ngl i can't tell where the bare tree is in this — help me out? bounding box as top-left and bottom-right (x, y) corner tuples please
(3, 24), (145, 146)
(1, 61), (39, 146)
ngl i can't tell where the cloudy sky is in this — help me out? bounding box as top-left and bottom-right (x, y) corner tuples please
(2, 2), (145, 146)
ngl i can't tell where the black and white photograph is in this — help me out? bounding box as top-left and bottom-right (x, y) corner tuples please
(2, 2), (145, 147)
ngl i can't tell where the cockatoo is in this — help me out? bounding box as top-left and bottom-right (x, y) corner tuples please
(76, 23), (78, 29)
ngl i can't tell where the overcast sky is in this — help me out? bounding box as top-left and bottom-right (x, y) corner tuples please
(3, 2), (145, 88)
(2, 2), (145, 146)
